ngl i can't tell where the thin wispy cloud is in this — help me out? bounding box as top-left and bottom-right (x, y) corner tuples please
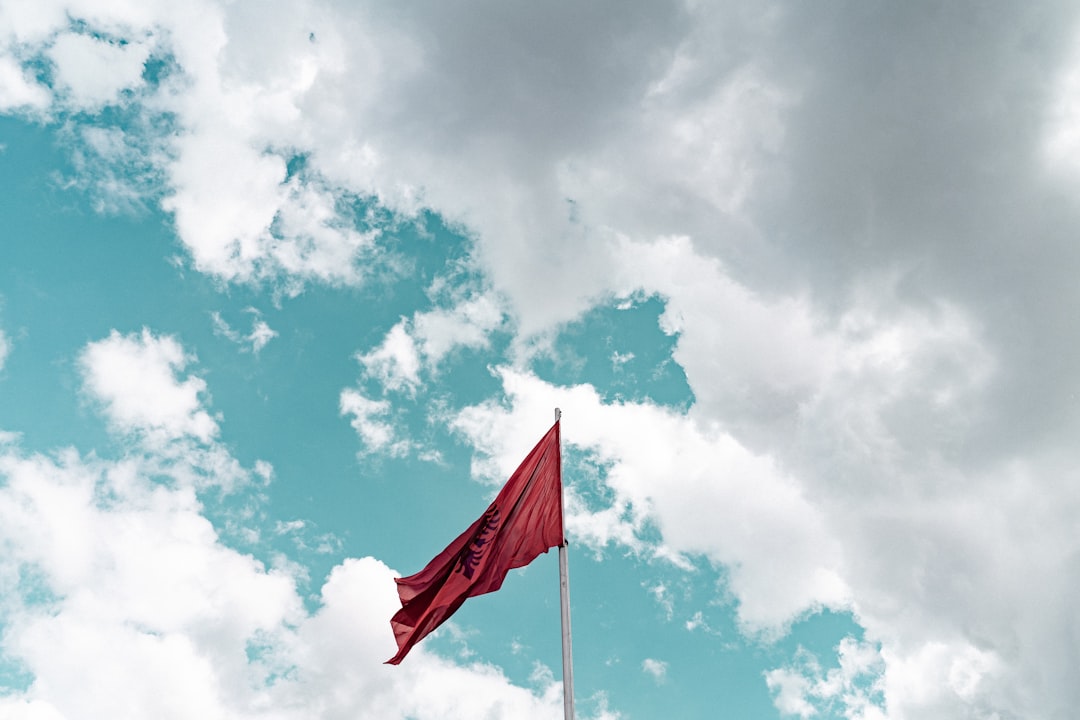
(211, 310), (279, 354)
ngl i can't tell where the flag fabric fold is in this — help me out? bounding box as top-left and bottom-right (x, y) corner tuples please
(386, 420), (563, 665)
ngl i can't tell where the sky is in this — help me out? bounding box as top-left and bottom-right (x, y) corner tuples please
(0, 1), (1079, 718)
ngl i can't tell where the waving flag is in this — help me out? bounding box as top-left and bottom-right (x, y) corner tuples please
(386, 420), (563, 665)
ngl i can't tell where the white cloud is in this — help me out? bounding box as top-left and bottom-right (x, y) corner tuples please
(641, 658), (668, 684)
(765, 667), (817, 719)
(0, 327), (9, 370)
(76, 329), (256, 496)
(248, 319), (277, 353)
(342, 289), (505, 454)
(0, 436), (301, 718)
(876, 641), (1004, 719)
(79, 328), (219, 445)
(2, 0), (768, 331)
(645, 582), (673, 620)
(0, 328), (610, 720)
(0, 1), (68, 46)
(338, 388), (410, 457)
(766, 638), (887, 720)
(413, 291), (504, 362)
(47, 32), (150, 110)
(211, 310), (279, 354)
(452, 330), (1049, 718)
(0, 441), (597, 720)
(454, 369), (850, 633)
(357, 290), (505, 395)
(684, 611), (719, 636)
(609, 235), (837, 431)
(0, 55), (49, 112)
(358, 321), (422, 393)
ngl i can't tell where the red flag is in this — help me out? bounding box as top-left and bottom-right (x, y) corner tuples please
(386, 420), (563, 665)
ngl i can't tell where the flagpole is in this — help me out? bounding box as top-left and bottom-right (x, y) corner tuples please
(556, 408), (575, 720)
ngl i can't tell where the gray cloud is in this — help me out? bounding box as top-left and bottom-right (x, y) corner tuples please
(6, 1), (1080, 716)
(752, 2), (1080, 450)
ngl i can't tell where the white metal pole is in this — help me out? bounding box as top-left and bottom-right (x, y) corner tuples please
(556, 407), (575, 720)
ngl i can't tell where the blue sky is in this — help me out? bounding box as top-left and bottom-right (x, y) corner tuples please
(2, 2), (1080, 718)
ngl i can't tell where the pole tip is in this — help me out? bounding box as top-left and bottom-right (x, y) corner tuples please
(554, 407), (562, 421)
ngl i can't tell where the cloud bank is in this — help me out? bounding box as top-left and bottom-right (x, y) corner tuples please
(4, 1), (1080, 717)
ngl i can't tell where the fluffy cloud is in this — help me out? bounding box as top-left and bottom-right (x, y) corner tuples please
(641, 658), (668, 684)
(0, 448), (300, 718)
(0, 55), (49, 111)
(357, 322), (422, 394)
(79, 328), (219, 446)
(0, 444), (584, 720)
(766, 638), (887, 720)
(46, 31), (150, 109)
(339, 388), (410, 457)
(412, 292), (504, 363)
(454, 369), (850, 632)
(453, 347), (1080, 718)
(0, 330), (605, 720)
(357, 290), (505, 394)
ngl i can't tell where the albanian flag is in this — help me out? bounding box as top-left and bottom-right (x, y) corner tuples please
(386, 420), (563, 664)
